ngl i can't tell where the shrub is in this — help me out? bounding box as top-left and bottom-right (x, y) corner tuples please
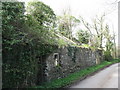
(104, 51), (113, 61)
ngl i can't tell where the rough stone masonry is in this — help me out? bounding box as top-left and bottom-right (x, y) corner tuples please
(37, 46), (103, 84)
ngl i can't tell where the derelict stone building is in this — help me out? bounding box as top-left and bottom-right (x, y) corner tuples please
(37, 46), (103, 84)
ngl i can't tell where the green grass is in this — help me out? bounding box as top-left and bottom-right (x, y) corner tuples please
(33, 59), (120, 89)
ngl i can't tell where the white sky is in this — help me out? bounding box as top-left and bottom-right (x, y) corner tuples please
(19, 0), (119, 44)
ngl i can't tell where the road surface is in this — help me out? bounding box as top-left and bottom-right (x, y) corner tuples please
(70, 63), (119, 88)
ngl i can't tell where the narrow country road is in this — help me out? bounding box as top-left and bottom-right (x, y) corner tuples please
(70, 63), (119, 88)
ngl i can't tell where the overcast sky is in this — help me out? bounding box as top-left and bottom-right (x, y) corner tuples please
(19, 0), (119, 44)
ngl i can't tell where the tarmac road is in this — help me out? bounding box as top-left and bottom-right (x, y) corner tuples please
(70, 63), (119, 88)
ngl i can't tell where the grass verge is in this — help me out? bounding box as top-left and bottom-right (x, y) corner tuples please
(33, 59), (120, 89)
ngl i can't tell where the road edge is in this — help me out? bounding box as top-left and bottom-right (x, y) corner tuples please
(63, 63), (119, 88)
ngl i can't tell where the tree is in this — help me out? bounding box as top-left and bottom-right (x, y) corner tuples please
(2, 2), (28, 88)
(27, 1), (56, 27)
(2, 1), (57, 88)
(76, 30), (90, 44)
(104, 25), (113, 51)
(104, 24), (116, 59)
(79, 16), (95, 47)
(26, 1), (56, 44)
(80, 14), (107, 48)
(57, 9), (80, 39)
(79, 16), (92, 35)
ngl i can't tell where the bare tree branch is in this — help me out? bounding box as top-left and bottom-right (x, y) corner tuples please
(79, 16), (93, 35)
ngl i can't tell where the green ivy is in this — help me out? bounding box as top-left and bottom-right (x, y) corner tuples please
(67, 46), (77, 62)
(2, 2), (58, 88)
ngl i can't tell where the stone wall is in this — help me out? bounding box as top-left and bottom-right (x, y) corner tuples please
(43, 46), (103, 82)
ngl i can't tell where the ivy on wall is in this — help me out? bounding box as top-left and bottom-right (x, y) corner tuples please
(2, 2), (58, 88)
(67, 45), (77, 62)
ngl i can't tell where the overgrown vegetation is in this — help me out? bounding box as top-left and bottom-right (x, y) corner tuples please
(2, 2), (58, 88)
(77, 30), (90, 44)
(67, 46), (77, 62)
(2, 0), (118, 88)
(104, 51), (113, 61)
(33, 59), (120, 88)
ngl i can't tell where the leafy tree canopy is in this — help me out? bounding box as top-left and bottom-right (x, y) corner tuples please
(76, 30), (90, 44)
(26, 1), (57, 44)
